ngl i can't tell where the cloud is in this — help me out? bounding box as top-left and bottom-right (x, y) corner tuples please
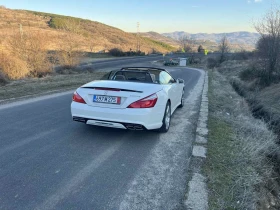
(247, 0), (262, 3)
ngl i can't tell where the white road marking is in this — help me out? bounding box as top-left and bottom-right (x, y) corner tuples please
(0, 129), (56, 156)
(0, 90), (74, 110)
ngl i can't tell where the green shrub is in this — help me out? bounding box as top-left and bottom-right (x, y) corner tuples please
(231, 51), (254, 60)
(231, 78), (247, 97)
(109, 48), (125, 56)
(49, 17), (65, 29)
(142, 37), (176, 51)
(207, 57), (219, 69)
(51, 17), (80, 33)
(238, 64), (280, 87)
(239, 66), (260, 81)
(0, 70), (8, 85)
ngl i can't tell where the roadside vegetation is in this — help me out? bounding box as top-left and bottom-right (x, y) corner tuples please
(206, 69), (279, 209)
(202, 6), (280, 210)
(0, 71), (107, 101)
(0, 6), (177, 95)
(142, 37), (177, 52)
(108, 48), (145, 57)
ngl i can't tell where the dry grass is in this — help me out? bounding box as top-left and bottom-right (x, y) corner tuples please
(0, 7), (177, 83)
(0, 71), (107, 101)
(218, 60), (280, 136)
(56, 34), (83, 68)
(3, 30), (52, 78)
(205, 69), (279, 209)
(0, 7), (175, 54)
(0, 51), (29, 79)
(257, 84), (280, 114)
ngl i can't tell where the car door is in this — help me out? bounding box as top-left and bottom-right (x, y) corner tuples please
(175, 78), (183, 106)
(159, 71), (177, 113)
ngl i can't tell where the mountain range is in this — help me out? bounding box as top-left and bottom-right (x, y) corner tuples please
(162, 31), (260, 49)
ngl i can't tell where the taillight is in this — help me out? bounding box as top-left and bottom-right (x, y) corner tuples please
(127, 93), (158, 108)
(72, 91), (86, 104)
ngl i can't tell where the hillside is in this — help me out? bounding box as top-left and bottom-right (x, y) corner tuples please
(162, 31), (260, 51)
(140, 31), (180, 48)
(0, 7), (176, 54)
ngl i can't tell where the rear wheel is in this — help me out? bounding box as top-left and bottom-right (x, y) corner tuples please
(178, 89), (184, 108)
(158, 102), (171, 133)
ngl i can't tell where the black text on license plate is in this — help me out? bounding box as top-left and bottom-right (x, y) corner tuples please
(93, 95), (120, 104)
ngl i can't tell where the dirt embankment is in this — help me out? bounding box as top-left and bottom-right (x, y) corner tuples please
(214, 60), (280, 141)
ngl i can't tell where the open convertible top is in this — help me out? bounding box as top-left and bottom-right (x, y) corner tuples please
(120, 67), (168, 72)
(107, 67), (169, 84)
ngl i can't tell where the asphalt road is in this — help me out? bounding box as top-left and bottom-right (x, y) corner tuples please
(77, 54), (180, 71)
(0, 59), (205, 210)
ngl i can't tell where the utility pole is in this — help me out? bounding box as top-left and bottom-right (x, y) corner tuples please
(137, 22), (140, 52)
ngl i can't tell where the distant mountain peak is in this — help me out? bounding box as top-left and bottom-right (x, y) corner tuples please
(161, 31), (260, 48)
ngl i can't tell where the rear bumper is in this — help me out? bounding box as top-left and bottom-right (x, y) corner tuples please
(71, 102), (164, 130)
(73, 117), (146, 130)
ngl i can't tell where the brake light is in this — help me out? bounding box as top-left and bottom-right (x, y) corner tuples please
(127, 93), (158, 108)
(72, 91), (86, 104)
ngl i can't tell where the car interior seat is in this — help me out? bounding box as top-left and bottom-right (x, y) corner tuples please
(150, 74), (156, 83)
(114, 75), (126, 81)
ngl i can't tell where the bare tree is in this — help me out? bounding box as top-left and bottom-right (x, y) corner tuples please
(58, 33), (82, 68)
(89, 39), (95, 52)
(197, 45), (204, 53)
(219, 36), (230, 63)
(8, 30), (51, 77)
(179, 35), (194, 53)
(254, 7), (280, 84)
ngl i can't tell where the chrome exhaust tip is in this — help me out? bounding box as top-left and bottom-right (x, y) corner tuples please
(125, 124), (144, 130)
(73, 117), (87, 123)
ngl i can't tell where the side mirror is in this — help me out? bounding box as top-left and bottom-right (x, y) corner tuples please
(178, 78), (184, 84)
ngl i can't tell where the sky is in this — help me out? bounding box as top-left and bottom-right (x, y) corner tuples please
(0, 0), (277, 33)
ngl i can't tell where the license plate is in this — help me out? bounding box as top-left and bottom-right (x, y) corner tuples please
(93, 95), (120, 104)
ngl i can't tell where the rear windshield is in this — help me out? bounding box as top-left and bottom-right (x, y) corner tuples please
(108, 70), (161, 84)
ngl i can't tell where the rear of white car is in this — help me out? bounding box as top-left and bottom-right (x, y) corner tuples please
(71, 80), (168, 130)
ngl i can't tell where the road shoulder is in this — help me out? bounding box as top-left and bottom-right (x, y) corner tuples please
(184, 70), (209, 210)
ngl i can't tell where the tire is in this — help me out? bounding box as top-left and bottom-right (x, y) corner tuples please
(178, 89), (184, 108)
(158, 102), (171, 133)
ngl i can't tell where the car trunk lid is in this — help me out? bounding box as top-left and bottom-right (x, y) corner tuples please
(77, 80), (162, 109)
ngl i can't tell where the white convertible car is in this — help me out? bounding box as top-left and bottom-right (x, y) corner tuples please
(71, 67), (184, 132)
